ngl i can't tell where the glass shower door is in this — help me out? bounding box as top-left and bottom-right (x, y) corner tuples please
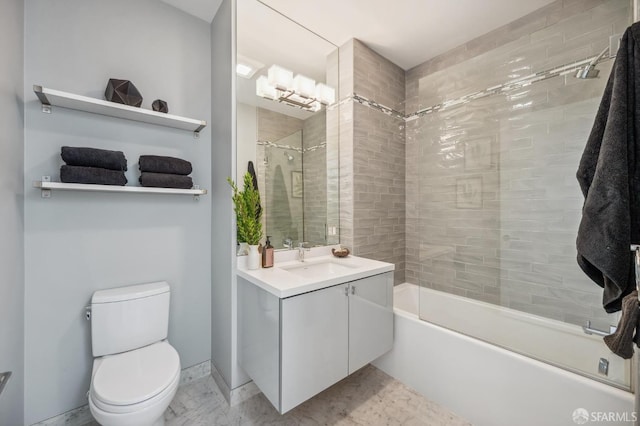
(264, 131), (303, 249)
(412, 0), (631, 389)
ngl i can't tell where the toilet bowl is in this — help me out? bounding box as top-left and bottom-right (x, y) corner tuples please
(88, 341), (180, 426)
(87, 282), (181, 426)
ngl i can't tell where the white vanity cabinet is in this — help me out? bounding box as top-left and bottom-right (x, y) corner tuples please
(347, 272), (394, 374)
(281, 283), (349, 412)
(238, 271), (394, 414)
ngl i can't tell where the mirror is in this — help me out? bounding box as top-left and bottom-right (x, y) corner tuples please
(236, 0), (339, 250)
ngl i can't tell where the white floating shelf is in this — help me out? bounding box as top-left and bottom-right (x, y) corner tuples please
(33, 180), (207, 198)
(33, 85), (207, 136)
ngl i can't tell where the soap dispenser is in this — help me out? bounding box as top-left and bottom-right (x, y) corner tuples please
(262, 235), (274, 268)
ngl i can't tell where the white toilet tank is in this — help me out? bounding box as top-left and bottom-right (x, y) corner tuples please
(91, 281), (170, 357)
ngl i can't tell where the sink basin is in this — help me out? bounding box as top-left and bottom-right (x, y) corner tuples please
(280, 260), (358, 277)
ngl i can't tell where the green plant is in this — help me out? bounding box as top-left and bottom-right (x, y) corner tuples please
(227, 172), (263, 245)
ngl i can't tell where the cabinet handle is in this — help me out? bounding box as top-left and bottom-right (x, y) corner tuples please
(351, 285), (356, 295)
(344, 286), (349, 296)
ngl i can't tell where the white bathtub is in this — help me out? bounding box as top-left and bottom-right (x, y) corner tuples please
(372, 283), (634, 426)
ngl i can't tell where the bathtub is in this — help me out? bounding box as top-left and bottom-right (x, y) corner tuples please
(372, 283), (634, 426)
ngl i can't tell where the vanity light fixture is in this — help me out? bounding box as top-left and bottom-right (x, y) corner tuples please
(256, 64), (335, 112)
(236, 54), (263, 79)
(236, 63), (255, 78)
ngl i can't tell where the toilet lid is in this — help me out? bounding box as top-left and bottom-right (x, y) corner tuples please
(92, 341), (180, 406)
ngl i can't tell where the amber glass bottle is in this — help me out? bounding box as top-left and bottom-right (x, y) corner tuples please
(262, 235), (274, 268)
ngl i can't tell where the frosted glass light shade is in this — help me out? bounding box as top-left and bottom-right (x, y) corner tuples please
(315, 83), (335, 105)
(256, 76), (277, 100)
(267, 65), (293, 91)
(293, 74), (316, 98)
(236, 63), (254, 78)
(310, 101), (321, 112)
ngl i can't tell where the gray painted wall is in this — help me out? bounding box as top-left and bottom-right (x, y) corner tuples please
(23, 1), (212, 423)
(0, 0), (24, 424)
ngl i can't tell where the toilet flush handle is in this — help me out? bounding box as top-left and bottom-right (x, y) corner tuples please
(85, 305), (91, 321)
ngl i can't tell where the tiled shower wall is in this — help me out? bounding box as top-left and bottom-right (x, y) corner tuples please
(340, 39), (406, 284)
(303, 111), (327, 246)
(256, 108), (303, 248)
(405, 0), (630, 326)
(256, 107), (330, 248)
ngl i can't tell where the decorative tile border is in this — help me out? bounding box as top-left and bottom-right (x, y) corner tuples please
(257, 139), (303, 152)
(342, 54), (613, 123)
(257, 139), (326, 153)
(351, 93), (405, 120)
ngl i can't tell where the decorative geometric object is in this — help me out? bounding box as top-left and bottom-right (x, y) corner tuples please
(104, 79), (143, 107)
(152, 99), (169, 113)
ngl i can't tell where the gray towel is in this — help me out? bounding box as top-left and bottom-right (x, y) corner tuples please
(604, 291), (639, 359)
(60, 165), (127, 186)
(576, 23), (640, 313)
(139, 172), (193, 189)
(61, 146), (127, 171)
(138, 155), (192, 175)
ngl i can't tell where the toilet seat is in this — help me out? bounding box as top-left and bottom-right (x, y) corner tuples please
(90, 341), (180, 414)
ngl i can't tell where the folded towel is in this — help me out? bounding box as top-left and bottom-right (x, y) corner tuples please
(604, 290), (639, 359)
(61, 146), (127, 171)
(138, 155), (192, 175)
(139, 172), (193, 189)
(60, 165), (127, 186)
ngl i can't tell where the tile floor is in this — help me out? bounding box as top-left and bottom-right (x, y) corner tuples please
(85, 365), (470, 425)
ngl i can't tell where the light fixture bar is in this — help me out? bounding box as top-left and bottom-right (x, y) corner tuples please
(279, 92), (317, 108)
(256, 64), (336, 112)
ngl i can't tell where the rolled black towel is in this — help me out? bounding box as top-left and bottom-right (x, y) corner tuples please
(60, 165), (127, 186)
(139, 172), (193, 189)
(61, 146), (127, 171)
(139, 155), (192, 175)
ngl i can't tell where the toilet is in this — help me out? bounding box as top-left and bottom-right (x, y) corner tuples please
(87, 281), (181, 426)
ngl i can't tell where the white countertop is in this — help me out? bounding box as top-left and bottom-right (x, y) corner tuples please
(237, 246), (395, 298)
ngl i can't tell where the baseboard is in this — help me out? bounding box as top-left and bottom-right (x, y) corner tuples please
(31, 404), (93, 426)
(31, 360), (212, 426)
(210, 361), (261, 406)
(179, 360), (211, 386)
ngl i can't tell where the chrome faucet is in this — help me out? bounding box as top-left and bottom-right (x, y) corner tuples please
(298, 242), (310, 262)
(283, 237), (293, 250)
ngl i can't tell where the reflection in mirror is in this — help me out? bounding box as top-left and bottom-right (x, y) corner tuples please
(236, 0), (339, 250)
(262, 130), (302, 249)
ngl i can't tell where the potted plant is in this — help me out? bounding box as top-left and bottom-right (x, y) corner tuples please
(227, 172), (263, 269)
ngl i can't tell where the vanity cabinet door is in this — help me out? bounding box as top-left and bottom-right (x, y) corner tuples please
(348, 272), (394, 374)
(280, 284), (349, 413)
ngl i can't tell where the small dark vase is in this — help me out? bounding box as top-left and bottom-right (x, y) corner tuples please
(152, 99), (169, 113)
(105, 79), (143, 107)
